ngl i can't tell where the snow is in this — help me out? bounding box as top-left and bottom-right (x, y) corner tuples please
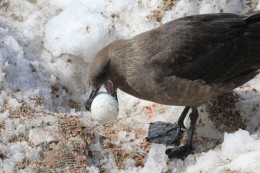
(0, 0), (260, 172)
(29, 126), (64, 146)
(184, 130), (260, 173)
(44, 1), (113, 57)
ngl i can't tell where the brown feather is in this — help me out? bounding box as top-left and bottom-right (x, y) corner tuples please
(88, 12), (260, 107)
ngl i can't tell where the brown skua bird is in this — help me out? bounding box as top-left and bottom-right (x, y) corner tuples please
(86, 12), (260, 159)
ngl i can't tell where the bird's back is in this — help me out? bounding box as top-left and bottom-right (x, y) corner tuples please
(114, 12), (260, 106)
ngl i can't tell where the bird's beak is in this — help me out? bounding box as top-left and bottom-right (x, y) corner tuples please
(85, 80), (117, 112)
(85, 87), (99, 111)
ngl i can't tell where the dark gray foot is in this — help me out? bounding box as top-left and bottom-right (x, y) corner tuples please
(165, 145), (192, 160)
(165, 144), (192, 160)
(166, 107), (198, 160)
(145, 106), (190, 144)
(145, 106), (198, 160)
(145, 121), (181, 144)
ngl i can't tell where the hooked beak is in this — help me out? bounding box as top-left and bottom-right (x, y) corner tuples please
(85, 80), (117, 112)
(85, 88), (99, 111)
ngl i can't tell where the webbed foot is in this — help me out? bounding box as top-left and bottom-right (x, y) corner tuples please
(166, 107), (198, 159)
(145, 106), (190, 144)
(145, 121), (182, 144)
(145, 106), (199, 160)
(165, 144), (192, 160)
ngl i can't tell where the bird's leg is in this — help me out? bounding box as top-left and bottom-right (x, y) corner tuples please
(165, 107), (198, 160)
(145, 106), (190, 145)
(177, 106), (190, 129)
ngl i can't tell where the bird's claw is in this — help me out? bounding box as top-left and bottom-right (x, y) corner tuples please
(165, 144), (192, 160)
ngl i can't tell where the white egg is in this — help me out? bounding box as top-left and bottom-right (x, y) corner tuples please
(90, 92), (119, 124)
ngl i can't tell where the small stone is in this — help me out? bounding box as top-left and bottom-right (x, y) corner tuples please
(29, 126), (64, 146)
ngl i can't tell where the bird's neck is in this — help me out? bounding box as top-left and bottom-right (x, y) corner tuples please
(108, 39), (131, 89)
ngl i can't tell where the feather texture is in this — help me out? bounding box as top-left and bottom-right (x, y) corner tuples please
(89, 12), (260, 106)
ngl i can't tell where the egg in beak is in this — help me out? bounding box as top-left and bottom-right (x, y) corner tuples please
(85, 80), (117, 111)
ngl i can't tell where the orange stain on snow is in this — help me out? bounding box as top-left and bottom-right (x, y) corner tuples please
(144, 103), (158, 120)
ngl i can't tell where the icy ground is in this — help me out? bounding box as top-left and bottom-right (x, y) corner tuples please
(0, 0), (260, 172)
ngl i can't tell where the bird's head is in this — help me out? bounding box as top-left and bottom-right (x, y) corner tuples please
(85, 46), (117, 111)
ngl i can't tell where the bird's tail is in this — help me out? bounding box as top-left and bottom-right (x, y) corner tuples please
(245, 11), (260, 38)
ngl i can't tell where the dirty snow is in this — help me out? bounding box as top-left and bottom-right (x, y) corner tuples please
(0, 0), (260, 172)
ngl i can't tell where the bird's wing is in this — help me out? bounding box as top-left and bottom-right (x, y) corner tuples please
(146, 13), (256, 84)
